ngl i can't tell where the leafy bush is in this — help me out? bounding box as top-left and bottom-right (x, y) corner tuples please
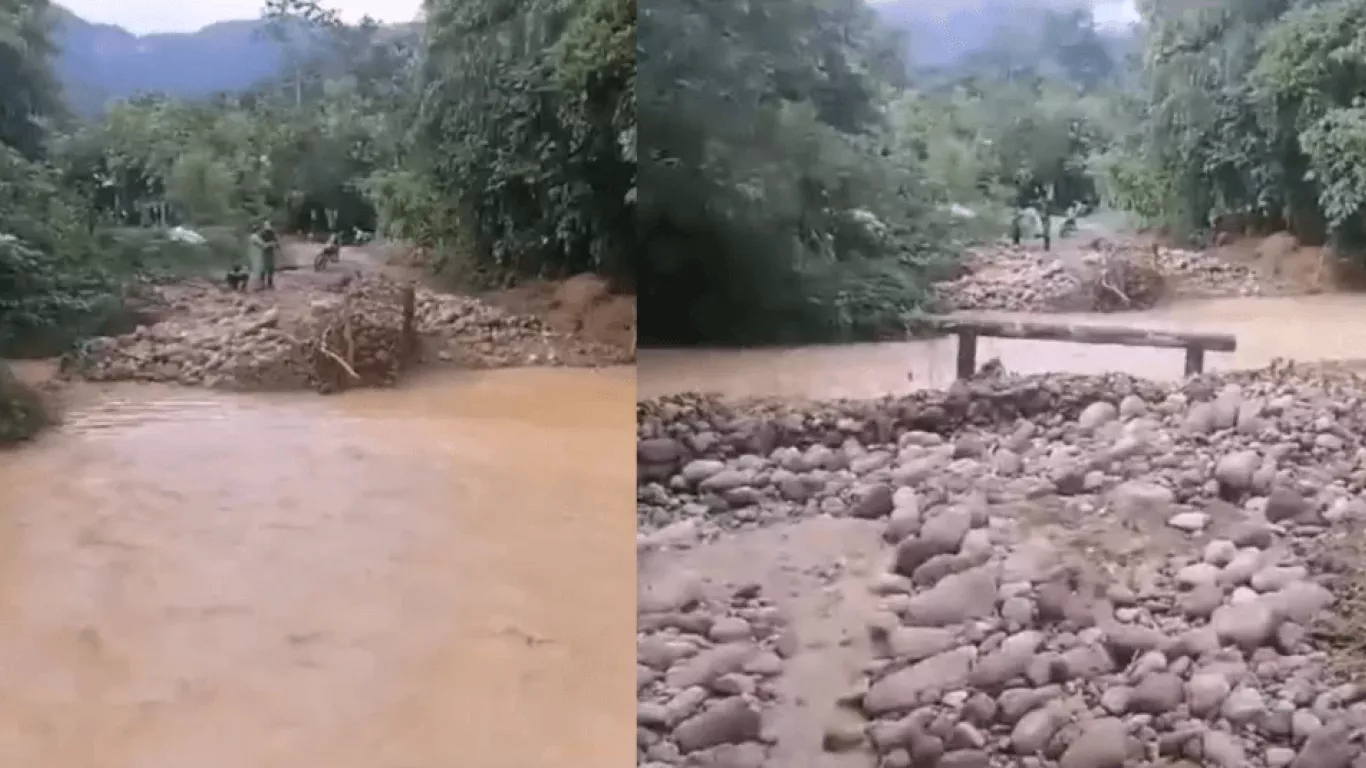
(95, 226), (245, 277)
(0, 141), (243, 356)
(0, 235), (153, 357)
(0, 144), (117, 356)
(637, 0), (963, 345)
(0, 362), (50, 445)
(413, 0), (636, 285)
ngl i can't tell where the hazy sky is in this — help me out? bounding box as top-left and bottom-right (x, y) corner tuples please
(60, 0), (424, 35)
(866, 0), (1140, 28)
(1091, 0), (1140, 26)
(68, 0), (1137, 36)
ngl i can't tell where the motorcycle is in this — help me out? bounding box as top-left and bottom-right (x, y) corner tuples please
(313, 236), (341, 271)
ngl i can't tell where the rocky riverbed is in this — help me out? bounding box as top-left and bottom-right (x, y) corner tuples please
(637, 362), (1366, 767)
(933, 240), (1297, 313)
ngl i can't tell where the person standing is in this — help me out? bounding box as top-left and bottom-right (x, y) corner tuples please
(249, 222), (279, 290)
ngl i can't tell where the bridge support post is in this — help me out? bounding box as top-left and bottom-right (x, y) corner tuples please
(1184, 345), (1205, 376)
(955, 331), (978, 380)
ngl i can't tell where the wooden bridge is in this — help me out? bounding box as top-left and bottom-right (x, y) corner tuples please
(912, 316), (1238, 380)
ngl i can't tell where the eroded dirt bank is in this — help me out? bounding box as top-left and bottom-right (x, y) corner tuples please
(637, 364), (1366, 767)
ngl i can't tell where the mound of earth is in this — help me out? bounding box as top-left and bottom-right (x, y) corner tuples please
(327, 241), (638, 354)
(935, 239), (1299, 313)
(1211, 232), (1366, 294)
(487, 273), (637, 353)
(65, 272), (632, 392)
(68, 276), (418, 391)
(417, 281), (634, 368)
(637, 362), (1366, 768)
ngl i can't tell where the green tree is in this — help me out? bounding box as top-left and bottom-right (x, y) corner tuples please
(165, 148), (236, 224)
(0, 0), (63, 159)
(1253, 0), (1366, 247)
(1118, 0), (1301, 240)
(1105, 0), (1366, 251)
(412, 0), (636, 286)
(638, 0), (958, 344)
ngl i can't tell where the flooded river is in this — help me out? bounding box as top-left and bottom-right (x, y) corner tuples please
(0, 367), (635, 768)
(639, 295), (1366, 400)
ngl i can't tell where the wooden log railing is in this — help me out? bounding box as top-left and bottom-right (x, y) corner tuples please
(912, 317), (1237, 380)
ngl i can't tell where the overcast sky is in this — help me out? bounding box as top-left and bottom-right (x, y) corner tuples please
(60, 0), (424, 34)
(1090, 0), (1140, 26)
(866, 0), (1139, 28)
(67, 0), (1136, 36)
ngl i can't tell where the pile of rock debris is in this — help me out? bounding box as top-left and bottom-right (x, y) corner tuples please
(637, 362), (1366, 768)
(933, 240), (1283, 314)
(65, 275), (632, 391)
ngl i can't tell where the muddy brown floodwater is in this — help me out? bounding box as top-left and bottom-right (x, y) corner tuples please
(0, 366), (635, 768)
(638, 294), (1366, 399)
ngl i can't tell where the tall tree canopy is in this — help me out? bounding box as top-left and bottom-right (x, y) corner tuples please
(638, 0), (958, 344)
(413, 0), (636, 285)
(637, 0), (1134, 344)
(0, 0), (63, 158)
(1098, 0), (1366, 250)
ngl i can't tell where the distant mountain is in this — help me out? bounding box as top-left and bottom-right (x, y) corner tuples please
(49, 6), (287, 114)
(872, 0), (1138, 74)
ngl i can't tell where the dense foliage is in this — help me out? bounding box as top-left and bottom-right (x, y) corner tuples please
(18, 0), (1366, 354)
(0, 0), (64, 159)
(0, 0), (637, 361)
(644, 0), (1366, 343)
(411, 0), (636, 287)
(1094, 0), (1366, 250)
(639, 0), (1132, 344)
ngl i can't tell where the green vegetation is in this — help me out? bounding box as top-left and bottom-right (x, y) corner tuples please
(1, 0), (635, 440)
(0, 0), (636, 362)
(413, 0), (635, 285)
(639, 0), (1133, 345)
(19, 0), (1366, 355)
(1102, 0), (1366, 250)
(644, 0), (1366, 345)
(0, 360), (49, 444)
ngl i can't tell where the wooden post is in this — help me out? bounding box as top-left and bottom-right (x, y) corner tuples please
(400, 285), (417, 364)
(955, 331), (978, 380)
(1184, 345), (1205, 376)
